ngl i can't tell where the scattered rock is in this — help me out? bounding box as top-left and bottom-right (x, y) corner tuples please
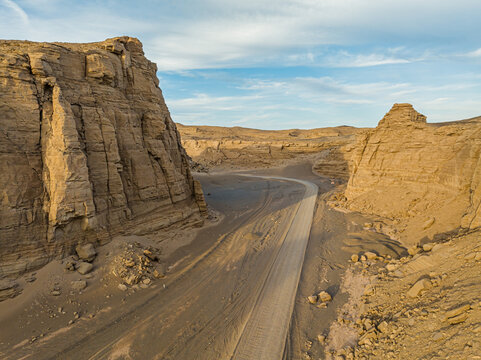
(308, 295), (318, 304)
(71, 280), (87, 291)
(407, 278), (431, 298)
(408, 246), (421, 256)
(318, 291), (332, 302)
(377, 321), (389, 333)
(445, 304), (471, 321)
(364, 251), (377, 260)
(447, 313), (468, 325)
(423, 217), (435, 230)
(64, 259), (77, 271)
(76, 243), (97, 262)
(422, 243), (435, 252)
(351, 254), (359, 262)
(386, 264), (398, 272)
(118, 284), (128, 291)
(77, 262), (93, 275)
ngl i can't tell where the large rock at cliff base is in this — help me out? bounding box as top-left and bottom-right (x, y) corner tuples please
(345, 103), (481, 245)
(0, 37), (205, 278)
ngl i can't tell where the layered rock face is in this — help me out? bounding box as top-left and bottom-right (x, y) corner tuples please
(0, 37), (204, 277)
(178, 124), (360, 177)
(345, 103), (481, 244)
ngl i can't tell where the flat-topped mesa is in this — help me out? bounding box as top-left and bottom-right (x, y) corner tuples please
(377, 103), (427, 127)
(0, 37), (205, 277)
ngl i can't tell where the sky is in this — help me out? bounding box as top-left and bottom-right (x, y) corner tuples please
(1, 1), (481, 129)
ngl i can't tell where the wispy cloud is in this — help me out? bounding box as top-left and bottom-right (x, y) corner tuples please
(2, 0), (29, 24)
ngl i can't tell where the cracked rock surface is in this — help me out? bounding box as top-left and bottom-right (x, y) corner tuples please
(0, 37), (204, 278)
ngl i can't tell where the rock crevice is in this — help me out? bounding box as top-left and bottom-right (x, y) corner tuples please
(0, 37), (204, 277)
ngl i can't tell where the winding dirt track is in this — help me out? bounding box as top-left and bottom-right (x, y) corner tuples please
(232, 176), (318, 360)
(2, 175), (317, 360)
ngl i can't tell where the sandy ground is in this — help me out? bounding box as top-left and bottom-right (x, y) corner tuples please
(0, 168), (310, 359)
(0, 161), (409, 359)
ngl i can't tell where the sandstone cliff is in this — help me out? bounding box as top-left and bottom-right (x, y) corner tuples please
(178, 124), (360, 178)
(0, 37), (205, 277)
(345, 103), (481, 245)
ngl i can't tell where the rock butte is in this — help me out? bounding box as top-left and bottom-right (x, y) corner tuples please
(345, 103), (481, 245)
(0, 37), (206, 277)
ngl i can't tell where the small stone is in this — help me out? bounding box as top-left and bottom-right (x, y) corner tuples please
(422, 243), (435, 252)
(76, 243), (96, 262)
(68, 320), (74, 325)
(360, 255), (367, 262)
(364, 251), (377, 260)
(142, 278), (151, 285)
(475, 252), (481, 261)
(464, 253), (476, 260)
(118, 284), (128, 291)
(351, 254), (359, 262)
(317, 302), (328, 309)
(377, 321), (389, 333)
(447, 313), (468, 325)
(407, 278), (431, 298)
(64, 260), (76, 271)
(408, 246), (421, 256)
(318, 291), (332, 302)
(432, 332), (444, 341)
(77, 262), (93, 275)
(51, 290), (61, 296)
(307, 295), (318, 304)
(71, 280), (87, 291)
(317, 334), (326, 344)
(423, 217), (435, 230)
(58, 307), (62, 313)
(445, 304), (471, 320)
(386, 264), (398, 272)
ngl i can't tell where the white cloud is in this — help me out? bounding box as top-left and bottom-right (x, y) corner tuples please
(465, 48), (481, 57)
(2, 0), (29, 25)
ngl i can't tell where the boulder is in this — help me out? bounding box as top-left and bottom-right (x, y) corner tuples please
(76, 244), (97, 262)
(76, 262), (93, 275)
(71, 280), (87, 291)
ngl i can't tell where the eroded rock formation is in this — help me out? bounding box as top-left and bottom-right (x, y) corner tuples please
(178, 124), (360, 177)
(345, 103), (481, 244)
(0, 37), (204, 277)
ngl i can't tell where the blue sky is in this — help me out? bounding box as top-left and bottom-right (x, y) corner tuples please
(2, 0), (481, 129)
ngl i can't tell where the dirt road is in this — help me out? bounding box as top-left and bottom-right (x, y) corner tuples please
(0, 174), (317, 360)
(232, 176), (318, 360)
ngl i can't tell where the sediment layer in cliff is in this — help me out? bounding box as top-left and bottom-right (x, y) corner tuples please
(345, 103), (481, 245)
(178, 124), (361, 178)
(0, 37), (204, 277)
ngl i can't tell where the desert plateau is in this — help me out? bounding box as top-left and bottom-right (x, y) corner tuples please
(1, 2), (481, 360)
